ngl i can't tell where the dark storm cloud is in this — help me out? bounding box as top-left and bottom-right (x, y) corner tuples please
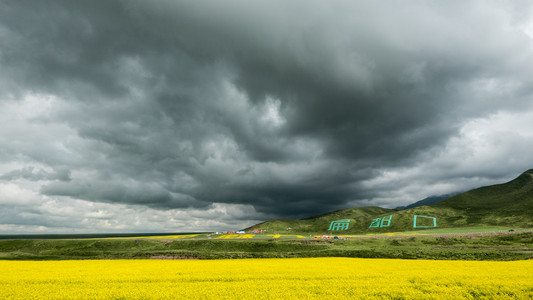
(40, 179), (207, 209)
(0, 167), (70, 182)
(1, 0), (533, 221)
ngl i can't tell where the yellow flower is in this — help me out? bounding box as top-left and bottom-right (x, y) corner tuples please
(1, 258), (531, 299)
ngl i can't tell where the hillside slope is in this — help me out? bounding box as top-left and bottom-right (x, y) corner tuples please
(248, 207), (394, 233)
(395, 193), (457, 210)
(432, 169), (533, 226)
(246, 169), (533, 233)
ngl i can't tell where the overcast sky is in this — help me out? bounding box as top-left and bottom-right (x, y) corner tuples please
(1, 1), (533, 233)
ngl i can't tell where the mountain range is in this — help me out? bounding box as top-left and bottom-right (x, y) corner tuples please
(394, 193), (459, 210)
(246, 169), (533, 233)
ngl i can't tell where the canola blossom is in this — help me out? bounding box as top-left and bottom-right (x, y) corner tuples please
(1, 258), (532, 299)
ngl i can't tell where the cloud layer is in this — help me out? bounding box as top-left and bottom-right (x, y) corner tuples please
(1, 1), (533, 232)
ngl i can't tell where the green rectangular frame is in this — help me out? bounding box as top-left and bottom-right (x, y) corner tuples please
(413, 215), (437, 228)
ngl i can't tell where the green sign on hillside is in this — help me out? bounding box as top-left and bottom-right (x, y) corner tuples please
(369, 215), (392, 228)
(413, 215), (437, 228)
(328, 219), (350, 231)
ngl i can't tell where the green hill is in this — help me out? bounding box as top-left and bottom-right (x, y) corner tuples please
(246, 169), (533, 234)
(431, 169), (533, 226)
(248, 206), (394, 234)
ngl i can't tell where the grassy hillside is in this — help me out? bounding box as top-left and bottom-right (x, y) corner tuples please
(246, 169), (533, 234)
(247, 206), (395, 234)
(395, 193), (457, 210)
(432, 169), (533, 226)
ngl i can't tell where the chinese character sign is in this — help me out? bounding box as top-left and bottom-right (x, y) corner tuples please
(328, 219), (350, 231)
(369, 215), (392, 228)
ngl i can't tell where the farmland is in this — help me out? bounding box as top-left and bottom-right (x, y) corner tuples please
(1, 258), (531, 299)
(1, 230), (532, 261)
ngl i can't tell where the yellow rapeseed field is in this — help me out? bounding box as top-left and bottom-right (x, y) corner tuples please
(1, 258), (532, 299)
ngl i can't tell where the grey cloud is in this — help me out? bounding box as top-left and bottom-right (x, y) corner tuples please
(0, 167), (71, 182)
(1, 0), (533, 227)
(40, 179), (208, 209)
